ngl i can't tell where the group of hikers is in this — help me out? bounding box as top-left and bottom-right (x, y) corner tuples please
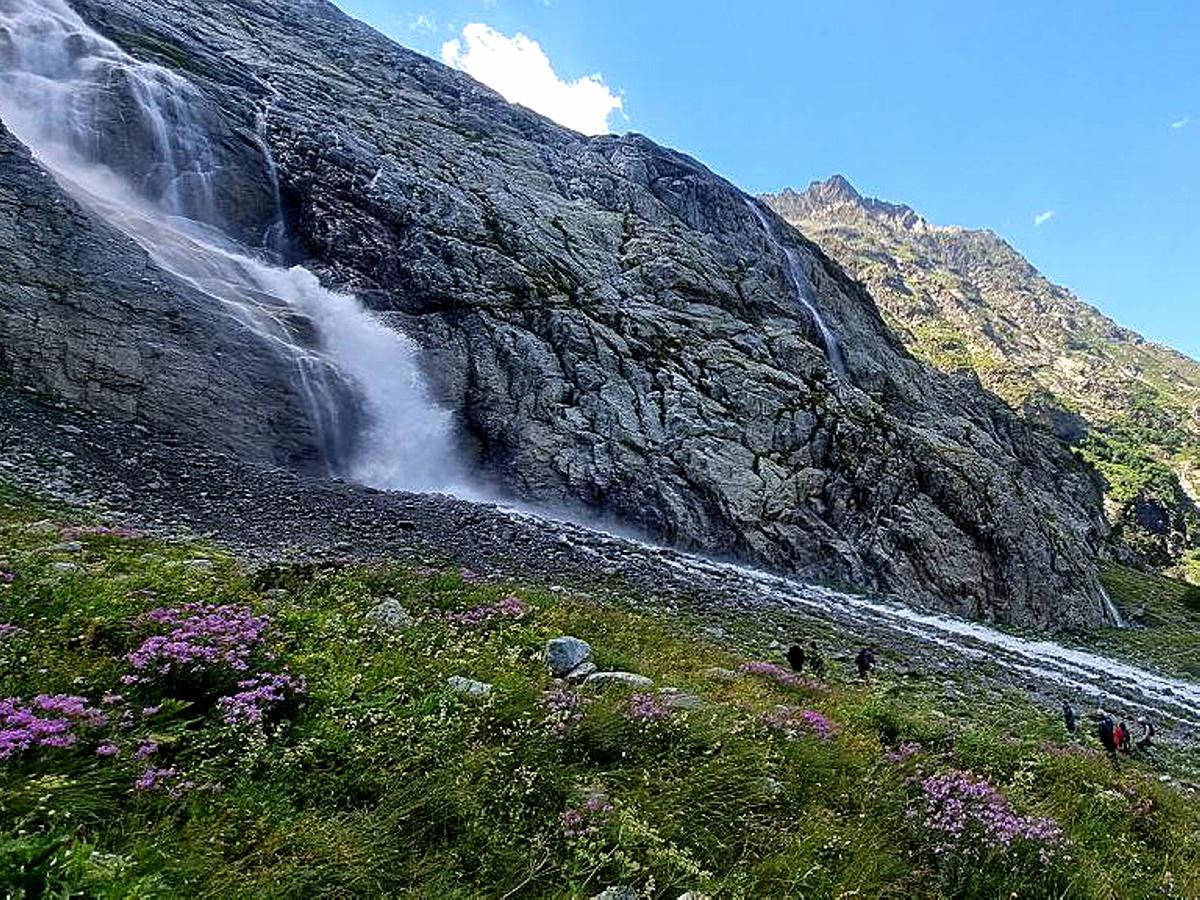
(1063, 700), (1155, 760)
(784, 642), (877, 679)
(785, 640), (1157, 761)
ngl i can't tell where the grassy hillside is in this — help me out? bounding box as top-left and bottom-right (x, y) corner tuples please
(2, 482), (1199, 897)
(765, 178), (1200, 584)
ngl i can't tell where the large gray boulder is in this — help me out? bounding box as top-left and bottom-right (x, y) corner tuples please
(36, 0), (1114, 628)
(546, 636), (593, 678)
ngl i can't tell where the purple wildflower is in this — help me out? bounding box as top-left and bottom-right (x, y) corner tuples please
(447, 596), (529, 627)
(59, 525), (143, 541)
(542, 687), (583, 737)
(912, 770), (1064, 863)
(0, 694), (106, 759)
(0, 572), (14, 584)
(216, 671), (306, 726)
(561, 794), (614, 840)
(887, 741), (921, 764)
(629, 692), (670, 722)
(95, 742), (119, 758)
(134, 765), (178, 791)
(738, 661), (823, 690)
(0, 623), (24, 639)
(141, 706), (160, 717)
(101, 692), (124, 706)
(134, 740), (158, 760)
(759, 705), (838, 741)
(125, 603), (270, 681)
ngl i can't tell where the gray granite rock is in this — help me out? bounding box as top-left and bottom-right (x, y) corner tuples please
(446, 676), (492, 697)
(584, 671), (654, 689)
(17, 0), (1117, 629)
(546, 636), (592, 677)
(366, 598), (415, 631)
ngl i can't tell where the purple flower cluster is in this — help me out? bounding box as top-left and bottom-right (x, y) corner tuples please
(887, 741), (921, 764)
(125, 603), (270, 682)
(543, 687), (583, 737)
(134, 764), (202, 798)
(0, 694), (107, 759)
(216, 671), (306, 726)
(759, 705), (838, 741)
(446, 596), (528, 627)
(59, 525), (142, 541)
(0, 572), (14, 584)
(629, 692), (670, 722)
(739, 661), (822, 690)
(560, 794), (614, 840)
(0, 623), (24, 640)
(913, 770), (1063, 863)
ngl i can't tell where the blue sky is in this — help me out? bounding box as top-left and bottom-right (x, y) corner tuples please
(336, 0), (1199, 360)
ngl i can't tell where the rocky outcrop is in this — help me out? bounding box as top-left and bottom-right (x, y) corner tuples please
(8, 0), (1117, 628)
(0, 122), (319, 467)
(765, 176), (1200, 582)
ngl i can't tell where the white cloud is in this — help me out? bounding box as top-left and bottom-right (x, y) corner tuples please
(1033, 210), (1055, 227)
(441, 23), (622, 135)
(1171, 116), (1190, 130)
(405, 13), (436, 34)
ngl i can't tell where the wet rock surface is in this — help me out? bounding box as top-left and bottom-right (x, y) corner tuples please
(0, 123), (321, 468)
(12, 0), (1118, 628)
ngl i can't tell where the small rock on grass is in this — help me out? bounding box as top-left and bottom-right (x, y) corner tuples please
(591, 888), (638, 900)
(659, 688), (702, 710)
(546, 636), (592, 677)
(584, 671), (654, 689)
(702, 666), (739, 682)
(366, 598), (414, 631)
(44, 541), (83, 553)
(446, 676), (492, 697)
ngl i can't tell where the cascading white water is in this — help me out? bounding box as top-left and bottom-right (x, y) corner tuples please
(0, 0), (461, 492)
(746, 199), (847, 374)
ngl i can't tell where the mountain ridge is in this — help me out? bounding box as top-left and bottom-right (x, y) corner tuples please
(765, 176), (1200, 583)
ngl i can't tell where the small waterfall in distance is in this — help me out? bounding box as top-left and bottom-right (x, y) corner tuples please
(745, 198), (847, 375)
(0, 0), (463, 493)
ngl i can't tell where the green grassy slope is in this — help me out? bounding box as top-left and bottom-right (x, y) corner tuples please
(1, 484), (1198, 898)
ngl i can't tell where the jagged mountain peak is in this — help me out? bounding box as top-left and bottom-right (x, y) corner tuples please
(765, 174), (930, 232)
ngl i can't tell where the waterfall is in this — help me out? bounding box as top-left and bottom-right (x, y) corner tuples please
(0, 0), (461, 493)
(745, 198), (847, 375)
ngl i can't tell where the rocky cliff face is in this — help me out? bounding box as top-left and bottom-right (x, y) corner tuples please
(766, 177), (1200, 583)
(0, 0), (1117, 627)
(0, 122), (321, 467)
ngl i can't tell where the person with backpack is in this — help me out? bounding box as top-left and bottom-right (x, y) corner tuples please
(1114, 721), (1129, 753)
(785, 644), (806, 673)
(855, 645), (876, 679)
(1135, 717), (1155, 751)
(1061, 700), (1077, 734)
(1098, 712), (1117, 758)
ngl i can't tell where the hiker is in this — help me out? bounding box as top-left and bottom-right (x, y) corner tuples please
(1061, 700), (1077, 734)
(855, 645), (876, 679)
(1136, 717), (1155, 751)
(1117, 721), (1133, 753)
(1098, 712), (1117, 757)
(785, 644), (806, 673)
